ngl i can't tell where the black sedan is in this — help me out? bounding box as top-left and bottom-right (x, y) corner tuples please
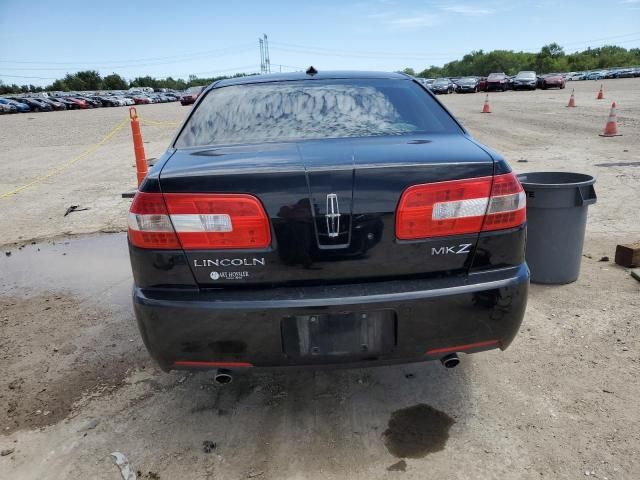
(455, 76), (481, 93)
(92, 95), (120, 107)
(512, 71), (537, 90)
(430, 78), (455, 94)
(127, 70), (528, 378)
(41, 97), (67, 110)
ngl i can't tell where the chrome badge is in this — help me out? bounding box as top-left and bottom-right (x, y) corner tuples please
(326, 193), (340, 238)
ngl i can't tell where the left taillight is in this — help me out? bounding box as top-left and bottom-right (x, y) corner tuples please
(128, 192), (271, 250)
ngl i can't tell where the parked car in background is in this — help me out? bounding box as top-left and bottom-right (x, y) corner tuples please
(569, 72), (586, 81)
(431, 78), (455, 94)
(127, 94), (152, 105)
(586, 71), (606, 80)
(0, 98), (29, 112)
(77, 96), (102, 108)
(67, 97), (91, 109)
(455, 76), (481, 93)
(39, 97), (67, 110)
(512, 71), (537, 90)
(0, 101), (18, 114)
(486, 73), (510, 91)
(91, 95), (119, 107)
(540, 73), (566, 89)
(51, 97), (79, 109)
(615, 68), (635, 78)
(477, 76), (488, 91)
(180, 85), (205, 105)
(413, 77), (430, 88)
(127, 70), (528, 374)
(9, 97), (53, 112)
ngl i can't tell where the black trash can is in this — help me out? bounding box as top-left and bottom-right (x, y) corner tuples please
(517, 172), (597, 284)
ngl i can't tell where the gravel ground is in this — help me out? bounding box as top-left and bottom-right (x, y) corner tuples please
(0, 79), (639, 479)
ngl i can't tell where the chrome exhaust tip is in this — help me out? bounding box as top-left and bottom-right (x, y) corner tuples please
(440, 353), (460, 369)
(214, 369), (233, 385)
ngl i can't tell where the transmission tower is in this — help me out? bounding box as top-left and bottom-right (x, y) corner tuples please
(263, 34), (271, 74)
(259, 37), (265, 75)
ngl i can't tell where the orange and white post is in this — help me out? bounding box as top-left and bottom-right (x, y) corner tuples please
(129, 107), (148, 186)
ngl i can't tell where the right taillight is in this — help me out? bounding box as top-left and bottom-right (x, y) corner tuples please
(396, 172), (526, 240)
(128, 192), (271, 250)
(481, 172), (527, 232)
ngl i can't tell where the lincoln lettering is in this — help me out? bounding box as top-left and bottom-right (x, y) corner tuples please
(193, 258), (266, 268)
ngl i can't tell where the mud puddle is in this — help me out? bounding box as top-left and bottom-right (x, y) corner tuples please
(383, 404), (455, 458)
(1, 233), (131, 305)
(1, 233), (146, 434)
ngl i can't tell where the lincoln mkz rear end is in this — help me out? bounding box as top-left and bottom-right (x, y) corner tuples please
(127, 71), (528, 374)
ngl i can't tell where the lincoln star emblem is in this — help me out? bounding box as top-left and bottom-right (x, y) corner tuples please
(326, 193), (340, 238)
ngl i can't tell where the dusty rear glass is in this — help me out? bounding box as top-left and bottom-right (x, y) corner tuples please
(175, 78), (460, 148)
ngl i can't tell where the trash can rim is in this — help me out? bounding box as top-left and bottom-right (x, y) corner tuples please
(517, 171), (595, 189)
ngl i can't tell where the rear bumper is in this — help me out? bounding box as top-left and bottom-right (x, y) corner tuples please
(133, 264), (529, 371)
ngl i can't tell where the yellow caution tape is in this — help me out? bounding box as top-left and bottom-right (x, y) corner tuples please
(139, 117), (181, 127)
(0, 118), (128, 201)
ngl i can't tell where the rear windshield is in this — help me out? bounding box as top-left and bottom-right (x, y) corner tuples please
(175, 78), (461, 148)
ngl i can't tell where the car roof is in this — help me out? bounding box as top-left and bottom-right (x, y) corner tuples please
(214, 70), (408, 88)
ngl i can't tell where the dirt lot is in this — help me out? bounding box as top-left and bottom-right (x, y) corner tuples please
(1, 79), (639, 479)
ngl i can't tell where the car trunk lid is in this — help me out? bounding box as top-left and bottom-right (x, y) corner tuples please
(158, 133), (495, 287)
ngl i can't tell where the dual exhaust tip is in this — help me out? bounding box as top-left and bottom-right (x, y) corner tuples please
(213, 354), (459, 385)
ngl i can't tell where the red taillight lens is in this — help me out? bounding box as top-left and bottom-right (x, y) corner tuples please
(128, 192), (181, 249)
(164, 193), (271, 250)
(395, 173), (526, 240)
(128, 192), (271, 250)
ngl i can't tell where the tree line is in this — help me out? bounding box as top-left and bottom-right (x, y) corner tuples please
(2, 43), (639, 95)
(0, 71), (248, 95)
(403, 44), (640, 78)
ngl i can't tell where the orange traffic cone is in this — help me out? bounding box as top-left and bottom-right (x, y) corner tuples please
(596, 83), (604, 100)
(599, 102), (622, 137)
(567, 89), (576, 107)
(481, 94), (491, 113)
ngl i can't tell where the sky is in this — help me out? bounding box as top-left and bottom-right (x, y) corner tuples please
(1, 0), (639, 86)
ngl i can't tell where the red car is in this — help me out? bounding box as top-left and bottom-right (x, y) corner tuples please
(66, 97), (90, 109)
(180, 86), (205, 106)
(486, 73), (510, 91)
(478, 76), (488, 91)
(540, 73), (566, 89)
(127, 95), (152, 105)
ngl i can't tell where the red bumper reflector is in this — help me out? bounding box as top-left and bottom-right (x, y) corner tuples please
(172, 361), (254, 368)
(425, 339), (500, 356)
